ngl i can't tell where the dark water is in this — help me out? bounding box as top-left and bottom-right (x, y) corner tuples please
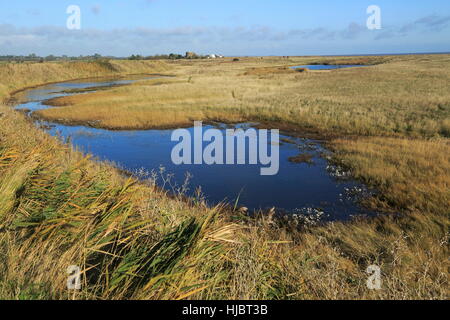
(291, 64), (367, 70)
(15, 77), (374, 221)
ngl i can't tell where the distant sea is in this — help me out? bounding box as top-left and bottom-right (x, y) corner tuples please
(238, 52), (450, 57)
(319, 52), (450, 57)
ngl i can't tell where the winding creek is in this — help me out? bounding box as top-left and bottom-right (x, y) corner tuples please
(14, 75), (375, 221)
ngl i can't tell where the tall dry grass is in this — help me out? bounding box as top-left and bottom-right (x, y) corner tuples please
(0, 59), (171, 99)
(0, 57), (448, 300)
(35, 55), (450, 137)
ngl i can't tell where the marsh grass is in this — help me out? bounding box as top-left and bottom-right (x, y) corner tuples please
(0, 59), (171, 100)
(0, 57), (448, 300)
(34, 55), (450, 137)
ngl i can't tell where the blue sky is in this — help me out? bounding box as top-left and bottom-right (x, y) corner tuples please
(1, 0), (449, 56)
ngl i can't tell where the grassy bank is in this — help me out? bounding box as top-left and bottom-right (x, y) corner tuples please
(0, 58), (448, 300)
(0, 59), (172, 100)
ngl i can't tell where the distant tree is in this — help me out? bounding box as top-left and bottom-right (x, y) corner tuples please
(128, 54), (143, 60)
(169, 53), (183, 60)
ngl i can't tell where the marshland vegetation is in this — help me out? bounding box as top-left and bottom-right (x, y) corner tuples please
(0, 56), (448, 299)
(34, 55), (450, 137)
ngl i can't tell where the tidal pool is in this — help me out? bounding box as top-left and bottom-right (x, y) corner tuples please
(14, 77), (374, 221)
(291, 64), (368, 70)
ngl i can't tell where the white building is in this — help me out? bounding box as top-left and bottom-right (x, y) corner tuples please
(207, 54), (224, 59)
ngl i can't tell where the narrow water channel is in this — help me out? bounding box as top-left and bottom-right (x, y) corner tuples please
(291, 64), (368, 70)
(14, 76), (374, 221)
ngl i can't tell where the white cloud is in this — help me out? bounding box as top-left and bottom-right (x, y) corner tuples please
(0, 14), (449, 56)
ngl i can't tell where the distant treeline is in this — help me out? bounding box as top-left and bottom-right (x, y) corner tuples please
(128, 52), (208, 60)
(0, 53), (111, 63)
(0, 52), (210, 63)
